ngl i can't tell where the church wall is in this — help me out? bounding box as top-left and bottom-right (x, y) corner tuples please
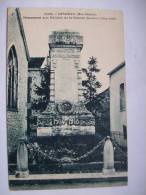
(7, 8), (28, 154)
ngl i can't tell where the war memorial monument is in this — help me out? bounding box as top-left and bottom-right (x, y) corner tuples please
(37, 30), (95, 137)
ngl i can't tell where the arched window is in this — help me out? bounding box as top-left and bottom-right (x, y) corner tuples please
(7, 46), (18, 109)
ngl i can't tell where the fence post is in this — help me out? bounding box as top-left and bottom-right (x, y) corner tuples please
(102, 136), (115, 174)
(15, 138), (29, 178)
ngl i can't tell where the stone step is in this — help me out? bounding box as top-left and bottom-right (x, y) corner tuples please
(9, 172), (128, 190)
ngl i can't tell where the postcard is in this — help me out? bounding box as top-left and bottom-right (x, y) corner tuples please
(7, 8), (127, 190)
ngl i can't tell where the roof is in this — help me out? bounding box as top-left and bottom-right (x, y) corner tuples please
(107, 62), (125, 76)
(98, 88), (109, 97)
(28, 57), (45, 68)
(14, 9), (47, 69)
(15, 8), (30, 61)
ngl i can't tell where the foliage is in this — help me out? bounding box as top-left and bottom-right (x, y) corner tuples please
(82, 56), (102, 114)
(31, 64), (50, 111)
(26, 139), (104, 164)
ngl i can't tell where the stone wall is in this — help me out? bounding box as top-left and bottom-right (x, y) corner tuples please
(7, 8), (28, 154)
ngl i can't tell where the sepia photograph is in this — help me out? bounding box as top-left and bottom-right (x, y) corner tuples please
(7, 7), (127, 190)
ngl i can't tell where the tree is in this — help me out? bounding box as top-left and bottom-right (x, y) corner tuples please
(31, 64), (50, 112)
(82, 56), (102, 114)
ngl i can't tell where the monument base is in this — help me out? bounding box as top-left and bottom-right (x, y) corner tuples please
(37, 101), (95, 137)
(15, 170), (29, 178)
(37, 126), (95, 136)
(102, 168), (115, 175)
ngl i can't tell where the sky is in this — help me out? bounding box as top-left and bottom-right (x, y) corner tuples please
(20, 8), (125, 92)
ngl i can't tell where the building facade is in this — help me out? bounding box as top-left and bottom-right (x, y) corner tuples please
(108, 62), (127, 147)
(7, 8), (29, 154)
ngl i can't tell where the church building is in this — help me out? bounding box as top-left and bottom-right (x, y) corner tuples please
(7, 8), (29, 154)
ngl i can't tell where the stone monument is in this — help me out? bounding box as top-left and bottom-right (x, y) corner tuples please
(37, 30), (95, 136)
(103, 136), (115, 174)
(15, 139), (29, 178)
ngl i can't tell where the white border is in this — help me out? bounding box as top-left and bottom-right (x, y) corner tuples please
(0, 0), (146, 194)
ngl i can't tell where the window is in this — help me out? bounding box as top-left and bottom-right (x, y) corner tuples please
(123, 125), (127, 140)
(7, 46), (18, 109)
(120, 83), (126, 111)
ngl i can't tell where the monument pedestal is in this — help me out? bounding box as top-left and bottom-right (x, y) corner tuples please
(37, 101), (95, 136)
